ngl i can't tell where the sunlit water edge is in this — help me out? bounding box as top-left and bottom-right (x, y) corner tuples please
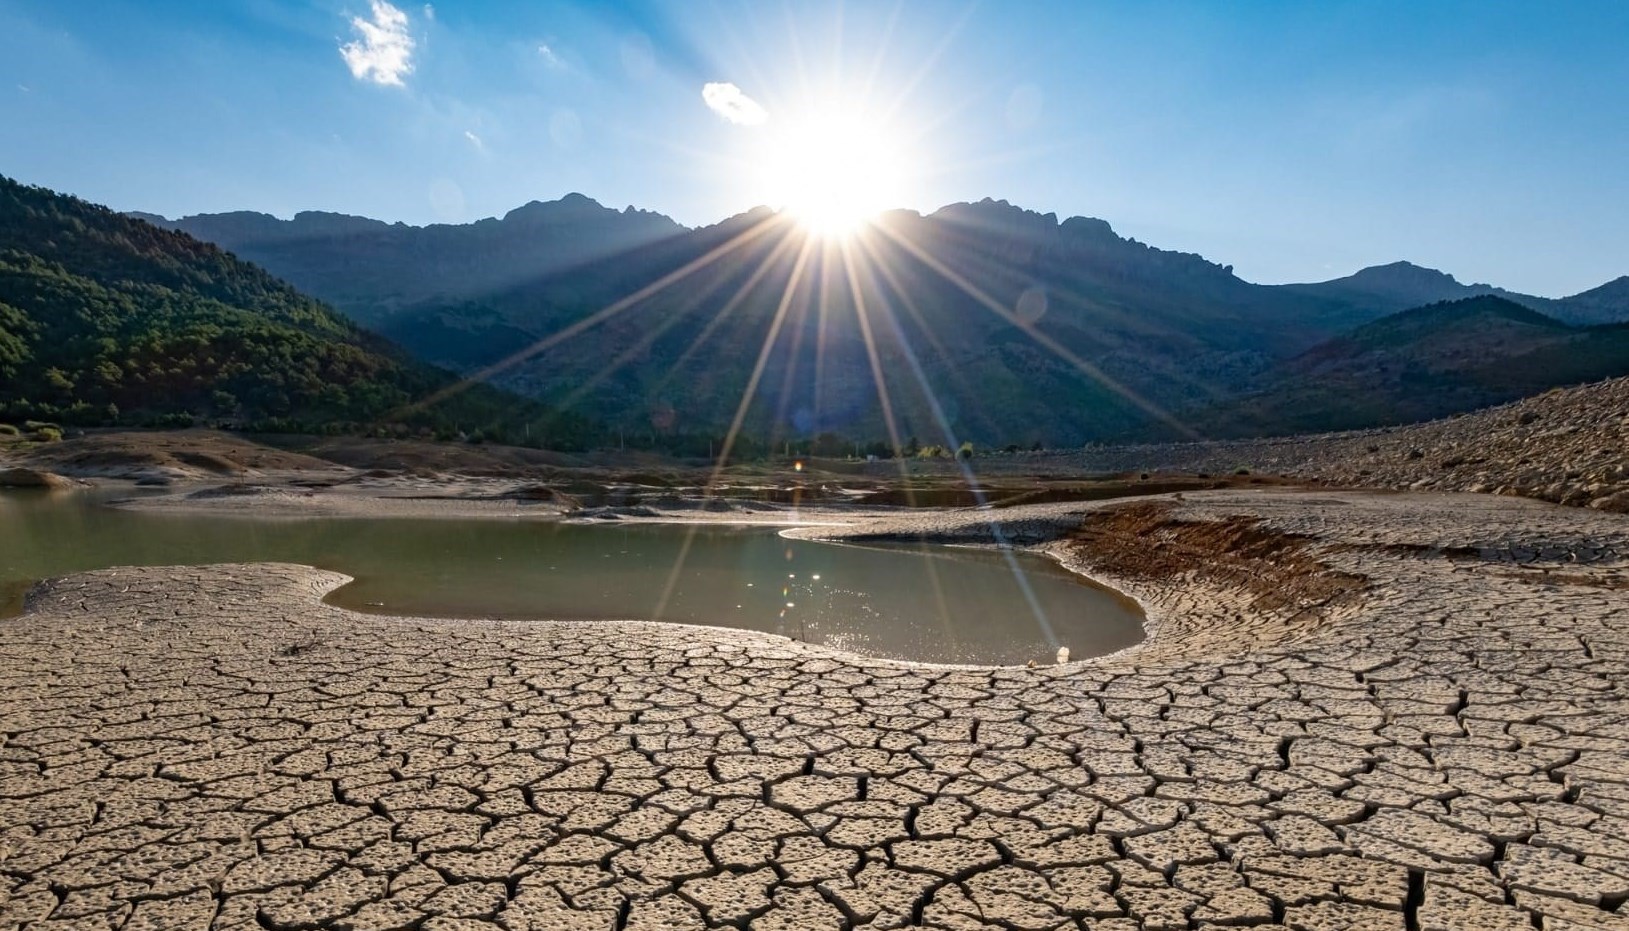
(0, 488), (1145, 665)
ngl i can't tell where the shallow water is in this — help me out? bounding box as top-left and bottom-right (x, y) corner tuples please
(0, 489), (1144, 665)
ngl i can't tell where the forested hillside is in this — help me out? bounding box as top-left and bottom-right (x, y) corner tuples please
(1181, 296), (1629, 437)
(0, 176), (590, 447)
(140, 193), (684, 325)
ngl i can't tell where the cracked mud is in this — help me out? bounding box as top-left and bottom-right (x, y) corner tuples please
(2, 489), (1627, 930)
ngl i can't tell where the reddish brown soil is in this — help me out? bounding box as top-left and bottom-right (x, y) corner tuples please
(1069, 501), (1368, 614)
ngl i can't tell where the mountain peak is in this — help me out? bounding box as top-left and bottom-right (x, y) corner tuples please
(288, 211), (393, 234)
(1059, 215), (1118, 241)
(931, 198), (1060, 230)
(1344, 260), (1463, 290)
(501, 193), (610, 225)
(1569, 275), (1629, 302)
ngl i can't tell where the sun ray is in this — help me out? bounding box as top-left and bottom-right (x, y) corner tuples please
(707, 235), (817, 487)
(812, 246), (833, 438)
(854, 232), (1006, 441)
(555, 220), (804, 418)
(768, 257), (815, 449)
(842, 238), (1060, 650)
(650, 520), (702, 622)
(875, 0), (976, 128)
(911, 216), (1249, 415)
(651, 236), (816, 637)
(836, 237), (963, 645)
(837, 239), (906, 463)
(651, 233), (816, 627)
(780, 1), (815, 112)
(859, 0), (906, 111)
(872, 221), (1200, 440)
(551, 258), (734, 416)
(648, 223), (805, 400)
(396, 212), (783, 417)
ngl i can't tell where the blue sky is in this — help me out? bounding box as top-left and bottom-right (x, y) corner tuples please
(2, 0), (1626, 296)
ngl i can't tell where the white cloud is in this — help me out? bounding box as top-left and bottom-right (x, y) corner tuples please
(463, 129), (484, 150)
(340, 0), (416, 87)
(422, 4), (434, 20)
(537, 43), (565, 70)
(702, 82), (768, 126)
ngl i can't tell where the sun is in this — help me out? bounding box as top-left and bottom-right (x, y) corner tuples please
(756, 109), (910, 238)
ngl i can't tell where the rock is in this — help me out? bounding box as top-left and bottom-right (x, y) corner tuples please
(503, 484), (580, 508)
(1588, 491), (1629, 514)
(0, 467), (76, 489)
(1065, 375), (1629, 513)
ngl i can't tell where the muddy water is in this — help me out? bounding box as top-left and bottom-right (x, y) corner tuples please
(0, 489), (1144, 665)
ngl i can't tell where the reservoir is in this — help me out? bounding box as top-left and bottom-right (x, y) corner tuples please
(0, 489), (1144, 665)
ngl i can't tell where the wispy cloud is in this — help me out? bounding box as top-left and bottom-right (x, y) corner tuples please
(537, 43), (566, 70)
(422, 4), (435, 21)
(463, 129), (484, 151)
(702, 82), (768, 126)
(340, 0), (416, 87)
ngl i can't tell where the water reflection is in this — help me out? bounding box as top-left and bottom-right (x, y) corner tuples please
(0, 490), (1143, 665)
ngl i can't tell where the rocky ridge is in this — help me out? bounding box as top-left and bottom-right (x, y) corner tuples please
(1074, 375), (1629, 512)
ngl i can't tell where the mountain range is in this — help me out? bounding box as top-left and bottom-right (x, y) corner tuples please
(1276, 260), (1629, 327)
(0, 176), (587, 445)
(133, 194), (1629, 445)
(1184, 295), (1629, 438)
(131, 194), (682, 326)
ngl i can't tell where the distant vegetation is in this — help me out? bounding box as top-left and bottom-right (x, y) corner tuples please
(366, 201), (1379, 447)
(15, 175), (1629, 450)
(0, 176), (592, 447)
(157, 194), (1629, 446)
(139, 193), (684, 326)
(1181, 296), (1629, 438)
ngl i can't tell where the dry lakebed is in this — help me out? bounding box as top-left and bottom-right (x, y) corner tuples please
(1, 478), (1627, 930)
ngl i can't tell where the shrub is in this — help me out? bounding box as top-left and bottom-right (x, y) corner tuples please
(0, 423), (19, 437)
(957, 441), (975, 460)
(33, 426), (63, 442)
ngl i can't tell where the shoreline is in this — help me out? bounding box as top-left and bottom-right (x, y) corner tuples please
(4, 480), (1151, 667)
(15, 475), (1588, 668)
(5, 447), (1629, 926)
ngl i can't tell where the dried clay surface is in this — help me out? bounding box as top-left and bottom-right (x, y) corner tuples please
(2, 489), (1628, 930)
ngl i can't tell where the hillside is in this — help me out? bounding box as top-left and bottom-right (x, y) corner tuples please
(1185, 296), (1629, 437)
(1278, 260), (1629, 326)
(1072, 374), (1629, 512)
(0, 176), (589, 445)
(362, 199), (1409, 447)
(1563, 276), (1629, 323)
(139, 195), (685, 325)
(135, 192), (1629, 447)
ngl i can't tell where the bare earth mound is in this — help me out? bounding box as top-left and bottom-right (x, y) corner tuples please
(6, 429), (340, 482)
(2, 490), (1627, 929)
(1071, 375), (1629, 511)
